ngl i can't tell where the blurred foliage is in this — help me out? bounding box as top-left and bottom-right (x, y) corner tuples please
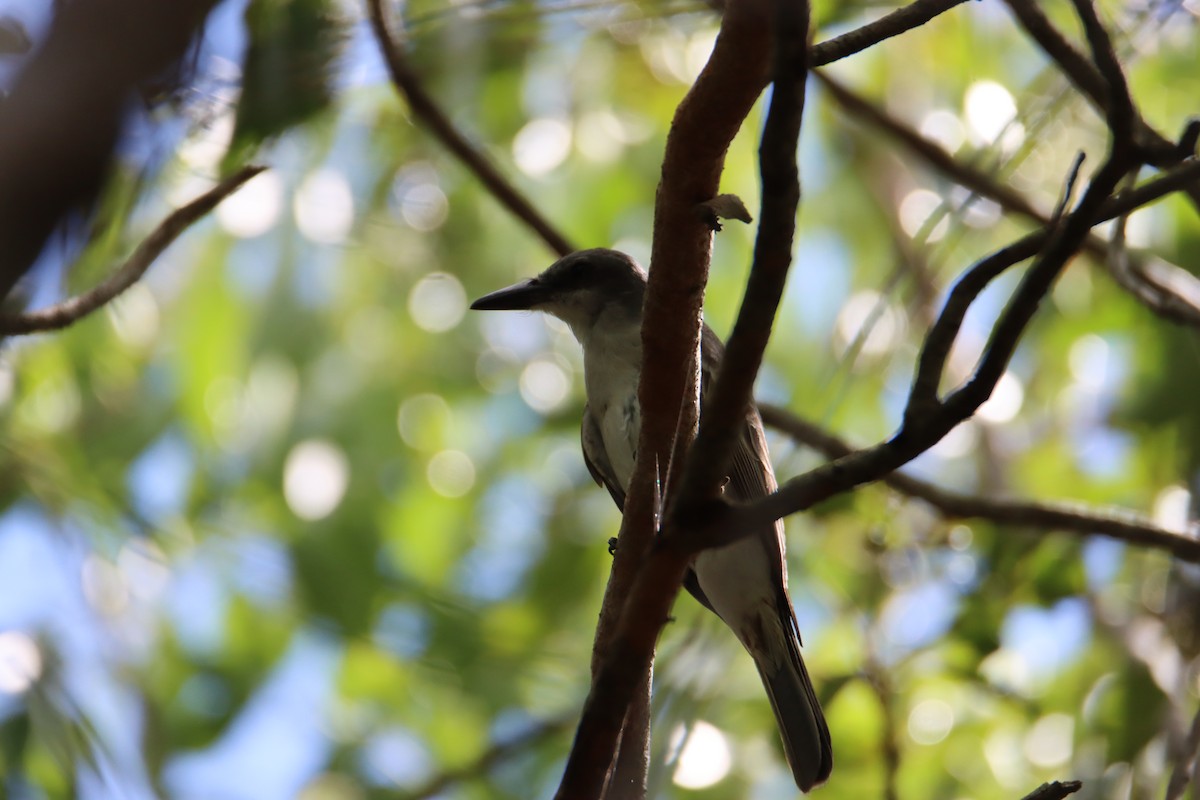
(0, 1), (1198, 799)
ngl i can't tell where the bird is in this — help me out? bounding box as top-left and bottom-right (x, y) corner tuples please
(470, 248), (832, 792)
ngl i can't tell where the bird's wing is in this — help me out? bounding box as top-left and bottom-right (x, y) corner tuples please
(584, 400), (717, 612)
(699, 323), (790, 583)
(582, 403), (627, 511)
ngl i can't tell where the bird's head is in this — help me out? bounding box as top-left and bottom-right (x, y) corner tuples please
(470, 248), (647, 338)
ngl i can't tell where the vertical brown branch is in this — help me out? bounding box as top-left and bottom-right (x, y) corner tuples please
(675, 0), (811, 505)
(556, 2), (779, 796)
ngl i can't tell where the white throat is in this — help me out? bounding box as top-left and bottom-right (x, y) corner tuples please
(568, 306), (643, 488)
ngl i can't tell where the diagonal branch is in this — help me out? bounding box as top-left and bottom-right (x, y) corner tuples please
(366, 0), (575, 257)
(0, 165), (266, 336)
(810, 0), (972, 66)
(759, 404), (1200, 562)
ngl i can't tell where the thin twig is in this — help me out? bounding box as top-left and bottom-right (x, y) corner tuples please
(810, 0), (971, 66)
(366, 0), (575, 257)
(0, 165), (266, 336)
(759, 404), (1200, 562)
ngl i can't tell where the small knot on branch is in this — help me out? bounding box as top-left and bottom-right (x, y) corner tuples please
(1177, 119), (1200, 159)
(697, 194), (753, 232)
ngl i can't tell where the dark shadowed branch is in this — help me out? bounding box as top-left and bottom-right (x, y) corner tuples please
(1019, 781), (1083, 800)
(0, 0), (220, 305)
(366, 0), (575, 257)
(0, 166), (266, 337)
(759, 404), (1200, 562)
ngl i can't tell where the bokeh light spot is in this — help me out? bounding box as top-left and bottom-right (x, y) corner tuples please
(513, 118), (572, 176)
(671, 720), (732, 789)
(899, 188), (949, 242)
(965, 80), (1017, 144)
(426, 450), (476, 498)
(0, 632), (42, 694)
(1023, 713), (1074, 768)
(834, 291), (905, 358)
(977, 372), (1025, 424)
(408, 272), (467, 333)
(107, 283), (161, 349)
(1152, 485), (1191, 532)
(217, 169), (283, 238)
(397, 393), (452, 451)
(294, 168), (355, 244)
(908, 699), (955, 745)
(919, 109), (965, 153)
(284, 439), (350, 520)
(82, 554), (130, 616)
(519, 358), (571, 413)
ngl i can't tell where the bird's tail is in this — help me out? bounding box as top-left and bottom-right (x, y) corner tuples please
(751, 607), (833, 792)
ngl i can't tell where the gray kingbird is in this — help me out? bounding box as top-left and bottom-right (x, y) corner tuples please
(471, 248), (832, 791)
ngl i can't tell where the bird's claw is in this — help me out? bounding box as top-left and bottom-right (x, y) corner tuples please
(607, 537), (618, 556)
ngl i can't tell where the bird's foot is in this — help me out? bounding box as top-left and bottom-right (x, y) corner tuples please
(607, 537), (618, 556)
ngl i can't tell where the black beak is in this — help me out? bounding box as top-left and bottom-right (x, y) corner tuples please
(470, 278), (550, 311)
